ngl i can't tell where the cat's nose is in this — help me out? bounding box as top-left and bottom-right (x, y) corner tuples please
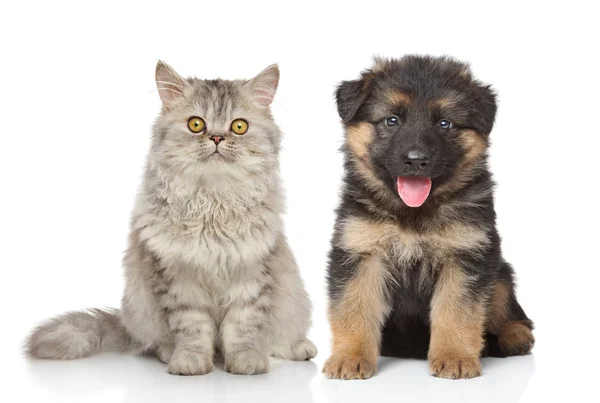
(210, 136), (223, 145)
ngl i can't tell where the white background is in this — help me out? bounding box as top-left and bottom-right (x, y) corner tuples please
(1, 1), (599, 402)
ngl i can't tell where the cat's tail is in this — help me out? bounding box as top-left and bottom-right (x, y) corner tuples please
(25, 308), (136, 359)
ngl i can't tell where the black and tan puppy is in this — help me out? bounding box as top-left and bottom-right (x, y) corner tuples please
(324, 55), (534, 380)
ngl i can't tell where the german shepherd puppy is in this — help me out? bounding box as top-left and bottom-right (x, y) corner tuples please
(324, 55), (534, 380)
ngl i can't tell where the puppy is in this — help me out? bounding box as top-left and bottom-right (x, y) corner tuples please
(323, 55), (534, 380)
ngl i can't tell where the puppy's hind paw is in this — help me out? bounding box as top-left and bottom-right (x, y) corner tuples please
(497, 321), (535, 356)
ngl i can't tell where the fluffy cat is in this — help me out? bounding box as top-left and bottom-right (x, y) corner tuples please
(26, 61), (317, 375)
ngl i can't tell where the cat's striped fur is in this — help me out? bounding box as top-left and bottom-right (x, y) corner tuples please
(26, 61), (316, 375)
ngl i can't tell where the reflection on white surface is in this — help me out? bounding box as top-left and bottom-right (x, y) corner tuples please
(21, 353), (534, 403)
(320, 356), (534, 403)
(24, 354), (318, 403)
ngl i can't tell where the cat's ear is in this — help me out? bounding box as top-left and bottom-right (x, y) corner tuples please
(246, 64), (280, 108)
(155, 61), (186, 106)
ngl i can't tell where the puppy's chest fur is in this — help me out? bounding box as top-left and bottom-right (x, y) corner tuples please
(338, 215), (490, 287)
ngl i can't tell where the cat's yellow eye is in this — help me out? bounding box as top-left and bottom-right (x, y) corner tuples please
(231, 119), (249, 135)
(188, 117), (205, 133)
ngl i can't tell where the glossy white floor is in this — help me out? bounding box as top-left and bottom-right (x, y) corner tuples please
(2, 1), (599, 402)
(13, 355), (535, 403)
(7, 326), (595, 402)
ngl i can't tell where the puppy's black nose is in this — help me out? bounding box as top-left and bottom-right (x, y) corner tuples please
(211, 136), (223, 145)
(403, 150), (430, 168)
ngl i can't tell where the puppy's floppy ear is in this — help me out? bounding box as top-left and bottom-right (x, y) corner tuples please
(335, 77), (372, 123)
(472, 84), (497, 135)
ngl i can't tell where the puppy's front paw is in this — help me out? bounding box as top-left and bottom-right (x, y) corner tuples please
(429, 355), (481, 379)
(168, 350), (213, 375)
(323, 354), (376, 380)
(225, 350), (270, 375)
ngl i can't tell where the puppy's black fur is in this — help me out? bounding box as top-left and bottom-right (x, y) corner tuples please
(324, 55), (534, 380)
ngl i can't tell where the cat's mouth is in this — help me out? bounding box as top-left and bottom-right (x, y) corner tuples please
(208, 150), (227, 161)
(206, 146), (235, 163)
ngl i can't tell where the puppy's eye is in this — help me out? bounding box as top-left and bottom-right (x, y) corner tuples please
(439, 119), (453, 130)
(385, 116), (400, 127)
(231, 119), (249, 135)
(188, 117), (205, 133)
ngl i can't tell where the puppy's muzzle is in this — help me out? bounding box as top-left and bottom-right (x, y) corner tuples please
(401, 149), (431, 175)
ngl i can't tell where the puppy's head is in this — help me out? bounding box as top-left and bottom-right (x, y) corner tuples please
(337, 55), (496, 207)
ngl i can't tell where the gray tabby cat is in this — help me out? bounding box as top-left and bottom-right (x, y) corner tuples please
(26, 61), (317, 375)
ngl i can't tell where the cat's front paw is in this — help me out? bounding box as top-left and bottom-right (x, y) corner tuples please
(225, 350), (270, 375)
(168, 350), (213, 375)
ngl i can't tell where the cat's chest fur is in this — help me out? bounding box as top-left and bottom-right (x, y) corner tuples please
(133, 176), (282, 277)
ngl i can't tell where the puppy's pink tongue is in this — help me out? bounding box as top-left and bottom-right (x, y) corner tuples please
(397, 177), (432, 207)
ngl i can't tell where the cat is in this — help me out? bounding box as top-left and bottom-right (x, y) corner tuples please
(25, 61), (317, 375)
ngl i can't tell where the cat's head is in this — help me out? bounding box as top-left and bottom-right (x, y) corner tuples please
(151, 61), (281, 181)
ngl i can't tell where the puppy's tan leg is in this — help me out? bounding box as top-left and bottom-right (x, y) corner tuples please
(323, 255), (390, 380)
(428, 262), (485, 379)
(486, 280), (510, 334)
